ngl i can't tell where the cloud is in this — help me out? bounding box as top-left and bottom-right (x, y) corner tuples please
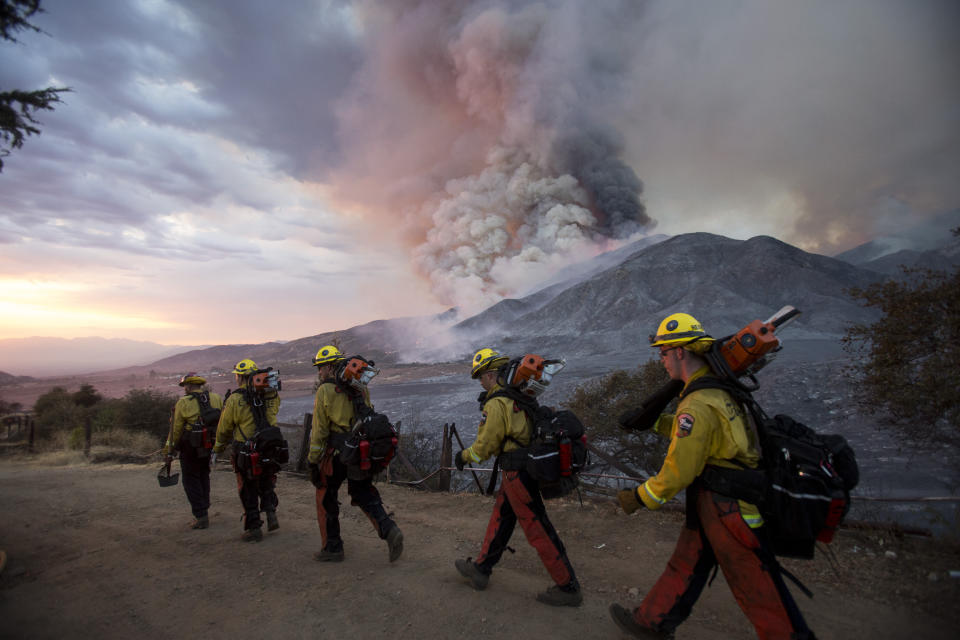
(0, 0), (957, 347)
(616, 0), (960, 252)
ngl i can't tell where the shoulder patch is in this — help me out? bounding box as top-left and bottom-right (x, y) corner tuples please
(479, 411), (487, 426)
(676, 413), (695, 438)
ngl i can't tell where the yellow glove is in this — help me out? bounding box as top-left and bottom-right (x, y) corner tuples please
(617, 487), (643, 514)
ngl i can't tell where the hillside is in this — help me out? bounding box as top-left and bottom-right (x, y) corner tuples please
(0, 460), (957, 639)
(451, 233), (884, 361)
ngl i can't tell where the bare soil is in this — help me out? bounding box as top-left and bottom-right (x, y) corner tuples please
(1, 458), (958, 640)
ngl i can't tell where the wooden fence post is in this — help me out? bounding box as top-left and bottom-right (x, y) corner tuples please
(296, 413), (312, 472)
(28, 415), (35, 452)
(439, 423), (452, 492)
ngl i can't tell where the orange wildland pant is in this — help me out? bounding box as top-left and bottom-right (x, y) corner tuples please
(634, 488), (815, 640)
(475, 469), (577, 588)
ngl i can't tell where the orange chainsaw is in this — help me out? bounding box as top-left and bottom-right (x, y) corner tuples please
(619, 306), (801, 431)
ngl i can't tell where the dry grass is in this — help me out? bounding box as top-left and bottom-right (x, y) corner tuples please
(91, 427), (159, 454)
(25, 427), (161, 465)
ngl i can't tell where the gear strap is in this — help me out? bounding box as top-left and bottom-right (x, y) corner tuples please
(482, 388), (537, 494)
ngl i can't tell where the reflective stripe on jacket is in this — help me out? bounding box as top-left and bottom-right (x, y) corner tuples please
(640, 367), (763, 527)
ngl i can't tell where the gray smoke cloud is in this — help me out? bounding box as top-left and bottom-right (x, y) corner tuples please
(327, 0), (959, 314)
(331, 0), (653, 313)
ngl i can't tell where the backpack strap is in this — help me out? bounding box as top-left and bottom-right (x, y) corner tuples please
(682, 376), (768, 451)
(188, 391), (212, 426)
(239, 387), (270, 440)
(481, 388), (540, 494)
(188, 392), (203, 427)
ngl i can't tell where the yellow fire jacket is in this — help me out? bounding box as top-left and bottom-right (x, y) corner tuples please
(212, 388), (280, 453)
(163, 391), (223, 455)
(462, 384), (532, 464)
(639, 367), (763, 527)
(308, 382), (371, 464)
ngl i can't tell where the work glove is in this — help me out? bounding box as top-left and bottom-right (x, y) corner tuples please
(209, 452), (218, 466)
(617, 487), (643, 515)
(309, 464), (324, 489)
(454, 450), (466, 471)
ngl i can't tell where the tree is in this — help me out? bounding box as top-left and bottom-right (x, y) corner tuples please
(0, 0), (70, 171)
(843, 227), (960, 440)
(72, 383), (103, 408)
(0, 396), (23, 415)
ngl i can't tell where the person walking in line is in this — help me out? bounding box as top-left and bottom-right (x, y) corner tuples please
(609, 313), (816, 640)
(453, 348), (582, 607)
(162, 373), (223, 529)
(212, 359), (281, 542)
(307, 345), (403, 563)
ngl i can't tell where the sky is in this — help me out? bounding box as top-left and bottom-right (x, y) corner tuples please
(1, 0), (958, 346)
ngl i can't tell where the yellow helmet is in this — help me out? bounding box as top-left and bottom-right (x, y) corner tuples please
(178, 372), (206, 387)
(313, 345), (345, 367)
(649, 313), (713, 348)
(471, 348), (510, 379)
(232, 358), (257, 375)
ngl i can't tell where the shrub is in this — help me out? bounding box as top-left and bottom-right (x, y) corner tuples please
(844, 250), (960, 441)
(113, 389), (177, 439)
(397, 429), (441, 480)
(33, 387), (83, 434)
(67, 426), (86, 450)
(564, 359), (673, 476)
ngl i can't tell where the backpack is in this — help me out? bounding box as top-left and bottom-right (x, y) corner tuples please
(490, 389), (589, 499)
(330, 382), (398, 479)
(192, 391), (221, 428)
(185, 391), (220, 457)
(685, 377), (859, 559)
(234, 388), (289, 479)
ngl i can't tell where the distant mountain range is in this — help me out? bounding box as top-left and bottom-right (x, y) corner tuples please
(3, 215), (957, 379)
(94, 231), (892, 376)
(0, 337), (206, 377)
(833, 208), (960, 275)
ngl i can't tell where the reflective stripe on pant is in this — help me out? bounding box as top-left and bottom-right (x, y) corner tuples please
(634, 488), (814, 640)
(178, 438), (210, 518)
(475, 469), (576, 588)
(315, 454), (395, 552)
(231, 449), (278, 530)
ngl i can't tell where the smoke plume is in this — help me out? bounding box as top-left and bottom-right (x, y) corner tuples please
(332, 1), (652, 313)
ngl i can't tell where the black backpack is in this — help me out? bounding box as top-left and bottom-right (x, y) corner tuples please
(686, 377), (859, 559)
(490, 389), (589, 499)
(191, 391), (221, 428)
(235, 389), (289, 478)
(331, 384), (398, 479)
(185, 391), (220, 457)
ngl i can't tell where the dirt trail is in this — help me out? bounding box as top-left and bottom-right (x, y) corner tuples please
(0, 460), (957, 639)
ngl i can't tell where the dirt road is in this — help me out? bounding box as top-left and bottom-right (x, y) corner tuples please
(0, 460), (957, 639)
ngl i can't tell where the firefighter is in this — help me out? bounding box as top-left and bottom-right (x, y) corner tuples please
(453, 348), (582, 607)
(212, 358), (281, 542)
(307, 345), (403, 563)
(162, 373), (223, 529)
(609, 313), (816, 639)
